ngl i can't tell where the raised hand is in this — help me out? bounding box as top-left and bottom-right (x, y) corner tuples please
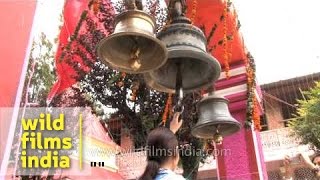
(170, 112), (183, 134)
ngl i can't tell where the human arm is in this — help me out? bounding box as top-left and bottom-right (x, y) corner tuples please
(300, 153), (316, 169)
(169, 112), (183, 134)
(300, 153), (320, 177)
(280, 155), (294, 180)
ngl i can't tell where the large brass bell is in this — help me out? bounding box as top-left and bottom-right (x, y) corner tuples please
(144, 16), (221, 93)
(192, 92), (241, 139)
(97, 4), (167, 73)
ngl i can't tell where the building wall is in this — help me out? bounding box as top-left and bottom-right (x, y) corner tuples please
(264, 97), (285, 130)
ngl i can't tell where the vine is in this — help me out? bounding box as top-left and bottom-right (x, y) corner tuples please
(189, 0), (198, 24)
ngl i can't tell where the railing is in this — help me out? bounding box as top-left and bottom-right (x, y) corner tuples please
(260, 127), (311, 161)
(260, 128), (300, 150)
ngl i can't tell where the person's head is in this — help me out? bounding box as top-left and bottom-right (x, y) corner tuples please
(139, 127), (179, 180)
(312, 153), (320, 166)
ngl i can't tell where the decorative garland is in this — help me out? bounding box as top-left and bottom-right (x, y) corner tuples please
(190, 0), (198, 24)
(130, 80), (139, 101)
(244, 52), (261, 130)
(253, 95), (261, 130)
(222, 1), (230, 79)
(117, 72), (126, 87)
(92, 0), (100, 15)
(162, 93), (172, 124)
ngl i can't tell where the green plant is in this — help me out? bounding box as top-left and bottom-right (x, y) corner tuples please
(289, 81), (320, 149)
(21, 32), (56, 107)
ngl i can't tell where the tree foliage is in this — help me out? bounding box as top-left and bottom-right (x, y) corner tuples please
(289, 81), (320, 149)
(21, 32), (56, 107)
(13, 33), (57, 180)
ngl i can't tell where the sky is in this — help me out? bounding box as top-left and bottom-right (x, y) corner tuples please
(34, 0), (64, 42)
(34, 0), (320, 84)
(233, 0), (320, 84)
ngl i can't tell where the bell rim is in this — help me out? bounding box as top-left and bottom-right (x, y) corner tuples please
(143, 73), (175, 93)
(144, 48), (221, 93)
(191, 120), (241, 139)
(115, 10), (156, 27)
(97, 31), (168, 74)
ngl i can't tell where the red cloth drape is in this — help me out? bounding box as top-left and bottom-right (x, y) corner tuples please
(47, 0), (89, 102)
(47, 1), (122, 179)
(185, 0), (246, 66)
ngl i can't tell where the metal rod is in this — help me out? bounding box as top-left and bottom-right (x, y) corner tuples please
(174, 63), (184, 113)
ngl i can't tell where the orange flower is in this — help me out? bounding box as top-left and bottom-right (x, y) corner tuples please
(162, 94), (172, 124)
(92, 0), (100, 15)
(117, 81), (124, 87)
(253, 96), (261, 131)
(190, 0), (198, 24)
(131, 84), (139, 101)
(121, 72), (126, 78)
(222, 1), (230, 79)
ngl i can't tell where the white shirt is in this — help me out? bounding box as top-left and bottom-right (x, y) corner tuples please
(154, 169), (186, 180)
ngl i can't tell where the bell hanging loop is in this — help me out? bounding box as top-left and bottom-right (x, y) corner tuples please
(124, 0), (143, 10)
(97, 0), (168, 73)
(144, 0), (221, 93)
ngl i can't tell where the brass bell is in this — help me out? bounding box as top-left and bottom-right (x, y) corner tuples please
(97, 8), (167, 73)
(144, 16), (221, 93)
(192, 93), (241, 139)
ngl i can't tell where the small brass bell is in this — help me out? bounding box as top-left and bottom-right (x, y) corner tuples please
(192, 93), (241, 139)
(97, 1), (167, 73)
(143, 1), (221, 93)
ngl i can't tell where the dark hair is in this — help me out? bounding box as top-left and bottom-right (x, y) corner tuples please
(139, 127), (179, 180)
(312, 152), (320, 164)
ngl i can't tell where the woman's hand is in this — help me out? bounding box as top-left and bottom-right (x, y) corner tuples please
(283, 155), (291, 167)
(281, 155), (294, 180)
(170, 112), (183, 134)
(299, 152), (316, 169)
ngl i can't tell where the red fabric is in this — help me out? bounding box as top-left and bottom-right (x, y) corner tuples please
(49, 0), (246, 101)
(185, 0), (246, 67)
(47, 2), (122, 178)
(47, 0), (91, 102)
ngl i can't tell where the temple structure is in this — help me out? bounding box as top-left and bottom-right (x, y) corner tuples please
(1, 0), (297, 179)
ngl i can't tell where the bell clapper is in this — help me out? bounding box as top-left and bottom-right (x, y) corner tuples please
(213, 128), (223, 145)
(129, 38), (142, 71)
